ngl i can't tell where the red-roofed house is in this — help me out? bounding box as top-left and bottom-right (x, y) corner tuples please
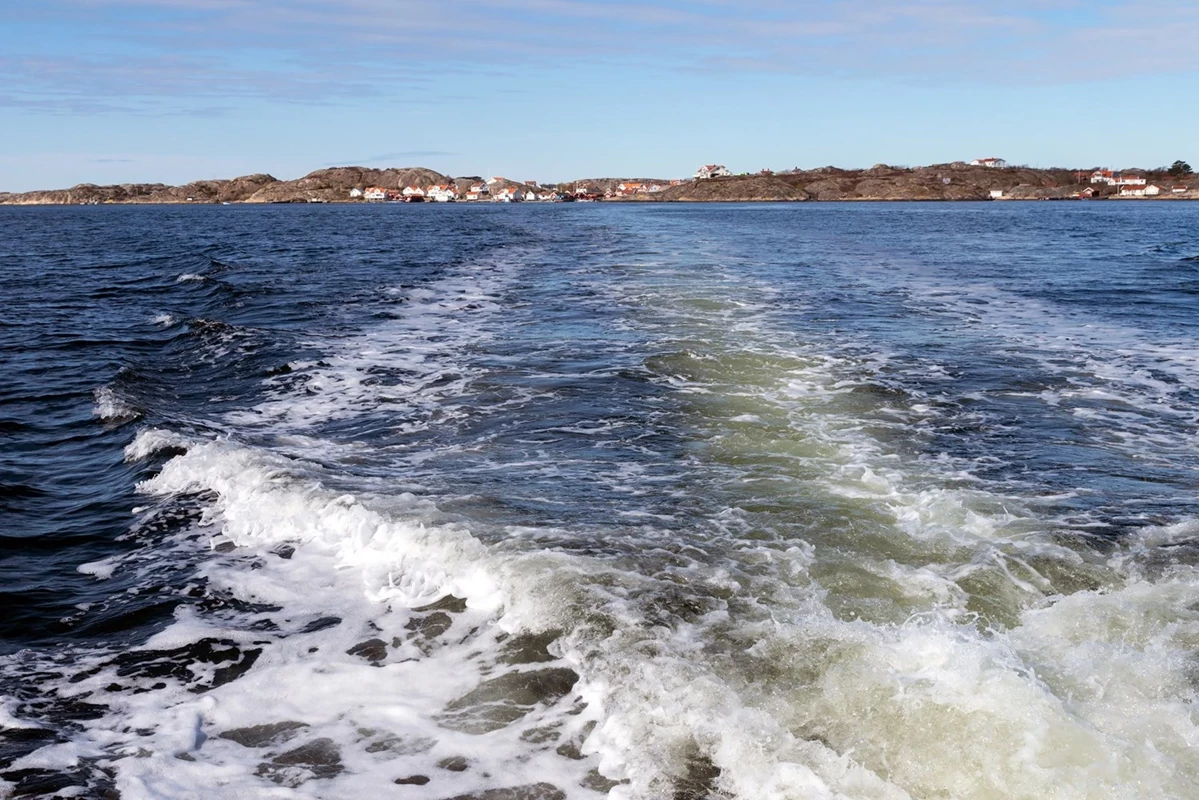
(694, 164), (731, 179)
(427, 184), (458, 202)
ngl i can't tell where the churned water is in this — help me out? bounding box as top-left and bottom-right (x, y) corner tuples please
(2, 201), (1198, 799)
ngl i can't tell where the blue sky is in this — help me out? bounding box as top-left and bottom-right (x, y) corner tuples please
(1, 0), (1196, 190)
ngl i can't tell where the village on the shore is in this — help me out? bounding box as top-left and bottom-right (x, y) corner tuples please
(1, 158), (1195, 206)
(344, 159), (1197, 204)
(354, 165), (727, 203)
(347, 160), (1194, 203)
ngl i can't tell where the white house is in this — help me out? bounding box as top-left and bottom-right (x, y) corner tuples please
(363, 186), (387, 201)
(349, 187), (364, 199)
(427, 184), (458, 202)
(1144, 185), (1162, 196)
(694, 164), (731, 180)
(617, 182), (644, 195)
(486, 176), (505, 185)
(971, 158), (1007, 168)
(402, 186), (425, 198)
(1118, 184), (1157, 197)
(989, 190), (1004, 199)
(1090, 170), (1147, 187)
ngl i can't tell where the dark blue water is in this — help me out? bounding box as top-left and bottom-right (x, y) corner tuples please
(2, 202), (1198, 799)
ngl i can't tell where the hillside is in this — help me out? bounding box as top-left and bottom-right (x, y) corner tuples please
(1, 162), (1193, 205)
(0, 166), (453, 205)
(0, 174), (279, 205)
(243, 167), (452, 203)
(625, 163), (1087, 202)
(640, 175), (809, 202)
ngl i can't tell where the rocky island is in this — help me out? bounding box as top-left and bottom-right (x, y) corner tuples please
(1, 162), (1194, 205)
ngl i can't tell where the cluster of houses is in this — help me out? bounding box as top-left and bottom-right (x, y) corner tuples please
(1082, 170), (1189, 197)
(609, 180), (685, 196)
(1088, 170), (1146, 187)
(353, 180), (561, 203)
(343, 161), (1191, 204)
(352, 176), (606, 203)
(350, 173), (697, 202)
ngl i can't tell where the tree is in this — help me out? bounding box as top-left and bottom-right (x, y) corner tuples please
(1168, 160), (1193, 177)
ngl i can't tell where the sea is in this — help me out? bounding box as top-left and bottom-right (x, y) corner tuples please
(1, 201), (1198, 800)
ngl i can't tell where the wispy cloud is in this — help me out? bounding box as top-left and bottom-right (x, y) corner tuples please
(2, 0), (1197, 112)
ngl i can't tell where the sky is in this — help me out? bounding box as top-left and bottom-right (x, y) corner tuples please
(1, 0), (1197, 191)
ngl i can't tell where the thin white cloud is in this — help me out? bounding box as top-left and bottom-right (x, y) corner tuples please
(3, 0), (1197, 111)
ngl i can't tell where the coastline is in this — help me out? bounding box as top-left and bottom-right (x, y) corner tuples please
(2, 162), (1195, 206)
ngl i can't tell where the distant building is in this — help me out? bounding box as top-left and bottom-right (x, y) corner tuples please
(970, 158), (1007, 168)
(363, 186), (387, 201)
(989, 189), (1004, 199)
(1091, 170), (1147, 187)
(694, 164), (731, 180)
(427, 184), (458, 202)
(1174, 186), (1189, 194)
(349, 187), (364, 199)
(616, 182), (644, 195)
(402, 186), (425, 198)
(1118, 184), (1158, 197)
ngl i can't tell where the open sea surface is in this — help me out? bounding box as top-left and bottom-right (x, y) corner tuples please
(2, 201), (1199, 799)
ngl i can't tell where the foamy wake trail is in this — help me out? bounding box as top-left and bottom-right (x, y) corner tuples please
(6, 430), (1195, 799)
(905, 282), (1199, 460)
(228, 255), (523, 433)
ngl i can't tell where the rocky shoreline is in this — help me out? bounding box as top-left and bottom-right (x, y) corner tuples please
(1, 163), (1195, 205)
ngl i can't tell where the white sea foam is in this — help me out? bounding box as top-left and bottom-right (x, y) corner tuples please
(77, 558), (118, 580)
(26, 408), (1199, 799)
(16, 224), (1199, 799)
(175, 273), (205, 283)
(227, 254), (525, 433)
(901, 281), (1199, 464)
(93, 385), (140, 422)
(150, 313), (178, 327)
(124, 428), (194, 462)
